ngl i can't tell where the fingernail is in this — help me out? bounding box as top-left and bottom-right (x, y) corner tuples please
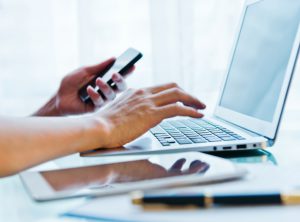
(191, 160), (202, 166)
(197, 111), (204, 118)
(112, 73), (121, 81)
(96, 78), (108, 89)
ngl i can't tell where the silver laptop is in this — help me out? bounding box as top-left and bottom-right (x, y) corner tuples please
(82, 0), (300, 157)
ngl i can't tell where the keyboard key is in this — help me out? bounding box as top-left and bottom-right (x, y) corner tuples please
(220, 137), (237, 141)
(172, 136), (187, 139)
(150, 127), (165, 134)
(199, 132), (214, 136)
(186, 135), (202, 139)
(206, 137), (222, 142)
(183, 133), (199, 136)
(154, 133), (169, 137)
(166, 139), (176, 143)
(191, 138), (207, 143)
(235, 136), (245, 140)
(161, 142), (171, 146)
(175, 139), (193, 144)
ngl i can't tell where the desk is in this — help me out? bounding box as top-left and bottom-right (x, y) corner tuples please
(1, 113), (300, 222)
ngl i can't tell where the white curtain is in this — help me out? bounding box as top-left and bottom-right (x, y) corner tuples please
(0, 0), (299, 116)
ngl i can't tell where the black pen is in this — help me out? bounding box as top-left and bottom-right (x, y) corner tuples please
(131, 190), (300, 207)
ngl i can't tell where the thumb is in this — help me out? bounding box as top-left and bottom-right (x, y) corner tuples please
(69, 57), (116, 88)
(85, 57), (116, 75)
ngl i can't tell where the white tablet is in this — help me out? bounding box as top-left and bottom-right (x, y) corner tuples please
(20, 152), (247, 201)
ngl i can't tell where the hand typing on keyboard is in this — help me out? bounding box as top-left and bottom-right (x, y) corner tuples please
(93, 82), (206, 148)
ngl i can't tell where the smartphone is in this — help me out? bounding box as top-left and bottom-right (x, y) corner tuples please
(79, 48), (143, 103)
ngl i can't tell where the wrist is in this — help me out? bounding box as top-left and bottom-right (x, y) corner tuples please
(80, 115), (112, 151)
(33, 96), (61, 117)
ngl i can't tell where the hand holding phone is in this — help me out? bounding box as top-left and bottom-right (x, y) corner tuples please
(79, 48), (143, 103)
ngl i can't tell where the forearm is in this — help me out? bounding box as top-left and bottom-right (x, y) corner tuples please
(0, 115), (104, 177)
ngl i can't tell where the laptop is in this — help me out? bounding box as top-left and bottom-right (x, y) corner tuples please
(82, 0), (300, 157)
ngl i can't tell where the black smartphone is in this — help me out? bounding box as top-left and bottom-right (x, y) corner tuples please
(79, 48), (143, 103)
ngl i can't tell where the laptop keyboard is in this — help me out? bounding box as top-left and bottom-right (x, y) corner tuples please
(150, 119), (245, 146)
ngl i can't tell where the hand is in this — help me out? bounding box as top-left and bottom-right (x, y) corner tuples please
(34, 58), (133, 116)
(93, 83), (206, 148)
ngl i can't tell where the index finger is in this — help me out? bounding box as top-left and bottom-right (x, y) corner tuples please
(152, 88), (206, 110)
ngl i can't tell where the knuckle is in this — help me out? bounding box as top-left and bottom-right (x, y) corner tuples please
(169, 82), (179, 88)
(147, 100), (156, 109)
(140, 100), (155, 112)
(174, 103), (182, 112)
(136, 103), (148, 113)
(134, 88), (146, 96)
(173, 88), (182, 97)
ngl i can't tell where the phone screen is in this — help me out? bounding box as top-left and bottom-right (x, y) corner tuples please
(79, 48), (142, 103)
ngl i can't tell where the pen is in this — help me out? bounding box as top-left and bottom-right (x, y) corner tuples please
(131, 190), (300, 207)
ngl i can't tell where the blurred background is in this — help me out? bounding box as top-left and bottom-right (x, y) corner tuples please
(0, 0), (299, 125)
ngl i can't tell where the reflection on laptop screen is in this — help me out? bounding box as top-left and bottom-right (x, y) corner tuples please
(220, 0), (300, 122)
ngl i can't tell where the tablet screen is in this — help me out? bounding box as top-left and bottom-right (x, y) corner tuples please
(41, 156), (210, 192)
(21, 152), (245, 201)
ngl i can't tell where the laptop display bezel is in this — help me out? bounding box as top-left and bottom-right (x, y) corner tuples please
(214, 0), (300, 140)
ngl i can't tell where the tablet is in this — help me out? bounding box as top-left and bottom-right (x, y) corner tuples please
(20, 152), (247, 201)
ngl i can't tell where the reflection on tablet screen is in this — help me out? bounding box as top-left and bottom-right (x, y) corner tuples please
(41, 158), (209, 192)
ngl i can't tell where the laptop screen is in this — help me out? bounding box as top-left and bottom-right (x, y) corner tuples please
(219, 0), (300, 123)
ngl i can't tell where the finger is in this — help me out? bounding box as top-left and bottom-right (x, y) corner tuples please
(112, 73), (127, 92)
(95, 78), (116, 101)
(85, 57), (116, 75)
(152, 88), (206, 109)
(169, 159), (186, 171)
(87, 86), (104, 107)
(158, 104), (204, 120)
(147, 82), (181, 94)
(188, 161), (209, 174)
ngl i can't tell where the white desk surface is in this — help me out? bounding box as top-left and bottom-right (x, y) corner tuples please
(1, 112), (300, 222)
